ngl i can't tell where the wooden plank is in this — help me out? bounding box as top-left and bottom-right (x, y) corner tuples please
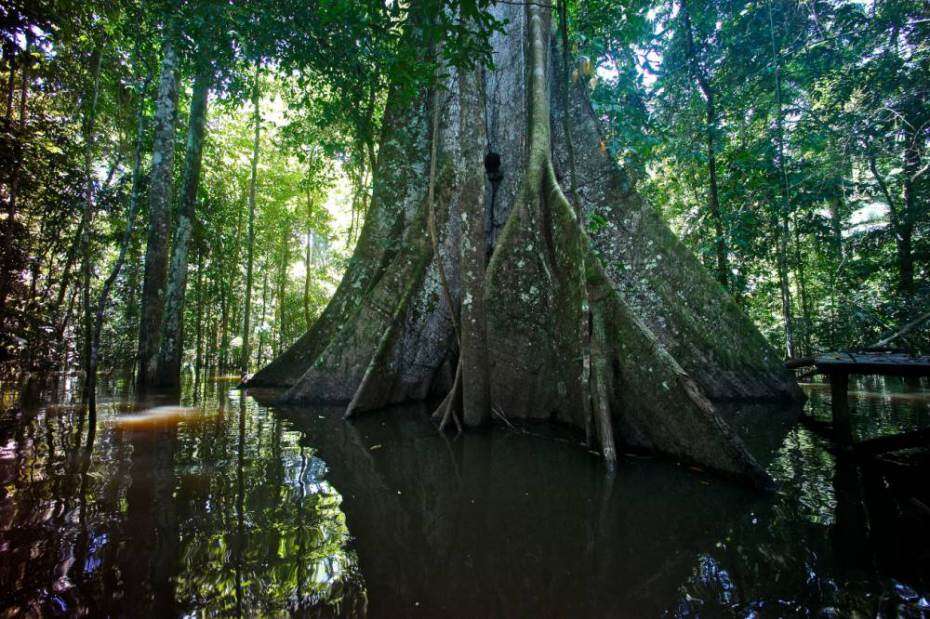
(813, 352), (930, 377)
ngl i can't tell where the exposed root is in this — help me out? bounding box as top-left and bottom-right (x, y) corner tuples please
(590, 294), (618, 471)
(491, 405), (515, 429)
(435, 360), (464, 434)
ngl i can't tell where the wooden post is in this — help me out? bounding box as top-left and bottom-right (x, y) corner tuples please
(830, 371), (853, 446)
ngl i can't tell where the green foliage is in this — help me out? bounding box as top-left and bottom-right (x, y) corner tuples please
(0, 0), (506, 378)
(2, 0), (925, 379)
(574, 0), (929, 355)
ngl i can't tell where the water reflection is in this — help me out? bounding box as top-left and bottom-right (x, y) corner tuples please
(0, 375), (927, 616)
(0, 381), (363, 616)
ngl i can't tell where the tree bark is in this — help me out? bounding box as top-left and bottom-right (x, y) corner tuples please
(239, 68), (260, 378)
(154, 58), (212, 388)
(137, 39), (180, 389)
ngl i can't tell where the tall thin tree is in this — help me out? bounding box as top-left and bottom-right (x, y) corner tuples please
(239, 66), (260, 378)
(137, 36), (180, 388)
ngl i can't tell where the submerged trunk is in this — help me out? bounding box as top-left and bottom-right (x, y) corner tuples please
(250, 3), (802, 484)
(154, 59), (212, 388)
(137, 40), (180, 389)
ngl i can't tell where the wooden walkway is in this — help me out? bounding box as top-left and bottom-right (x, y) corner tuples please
(786, 351), (930, 455)
(787, 351), (930, 377)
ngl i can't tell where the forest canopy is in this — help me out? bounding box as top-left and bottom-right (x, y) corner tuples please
(0, 0), (926, 385)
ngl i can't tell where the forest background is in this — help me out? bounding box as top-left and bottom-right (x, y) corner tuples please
(0, 0), (926, 385)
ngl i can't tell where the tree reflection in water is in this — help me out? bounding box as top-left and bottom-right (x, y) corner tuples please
(0, 375), (928, 616)
(0, 379), (365, 616)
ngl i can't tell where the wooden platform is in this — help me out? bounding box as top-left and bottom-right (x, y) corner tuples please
(786, 351), (930, 377)
(787, 351), (930, 454)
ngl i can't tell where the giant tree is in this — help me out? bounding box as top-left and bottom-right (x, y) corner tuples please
(250, 1), (801, 485)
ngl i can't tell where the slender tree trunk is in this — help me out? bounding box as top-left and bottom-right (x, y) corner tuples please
(155, 59), (212, 388)
(303, 193), (313, 330)
(768, 0), (795, 358)
(7, 31), (30, 222)
(194, 248), (204, 376)
(219, 280), (229, 371)
(0, 42), (19, 324)
(866, 147), (912, 300)
(681, 1), (729, 290)
(137, 39), (180, 389)
(124, 243), (140, 376)
(79, 46), (103, 406)
(829, 192), (844, 347)
(275, 236), (289, 356)
(86, 74), (149, 411)
(558, 0), (594, 443)
(3, 41), (14, 122)
(239, 68), (260, 378)
(899, 119), (919, 297)
(257, 266), (268, 369)
(792, 215), (812, 355)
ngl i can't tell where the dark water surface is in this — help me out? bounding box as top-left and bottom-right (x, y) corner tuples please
(1, 375), (928, 617)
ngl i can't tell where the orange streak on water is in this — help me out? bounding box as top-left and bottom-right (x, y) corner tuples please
(110, 406), (214, 429)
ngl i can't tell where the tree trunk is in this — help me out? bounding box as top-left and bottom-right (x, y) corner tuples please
(79, 45), (103, 406)
(250, 3), (802, 484)
(828, 191), (844, 347)
(899, 119), (919, 297)
(303, 191), (313, 330)
(793, 215), (812, 355)
(275, 231), (290, 356)
(681, 0), (729, 290)
(768, 0), (795, 359)
(154, 58), (212, 388)
(194, 248), (204, 376)
(86, 73), (149, 411)
(239, 68), (260, 379)
(257, 265), (269, 369)
(137, 39), (180, 389)
(7, 31), (30, 223)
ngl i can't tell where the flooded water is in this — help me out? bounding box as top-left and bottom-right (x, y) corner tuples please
(1, 375), (928, 617)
